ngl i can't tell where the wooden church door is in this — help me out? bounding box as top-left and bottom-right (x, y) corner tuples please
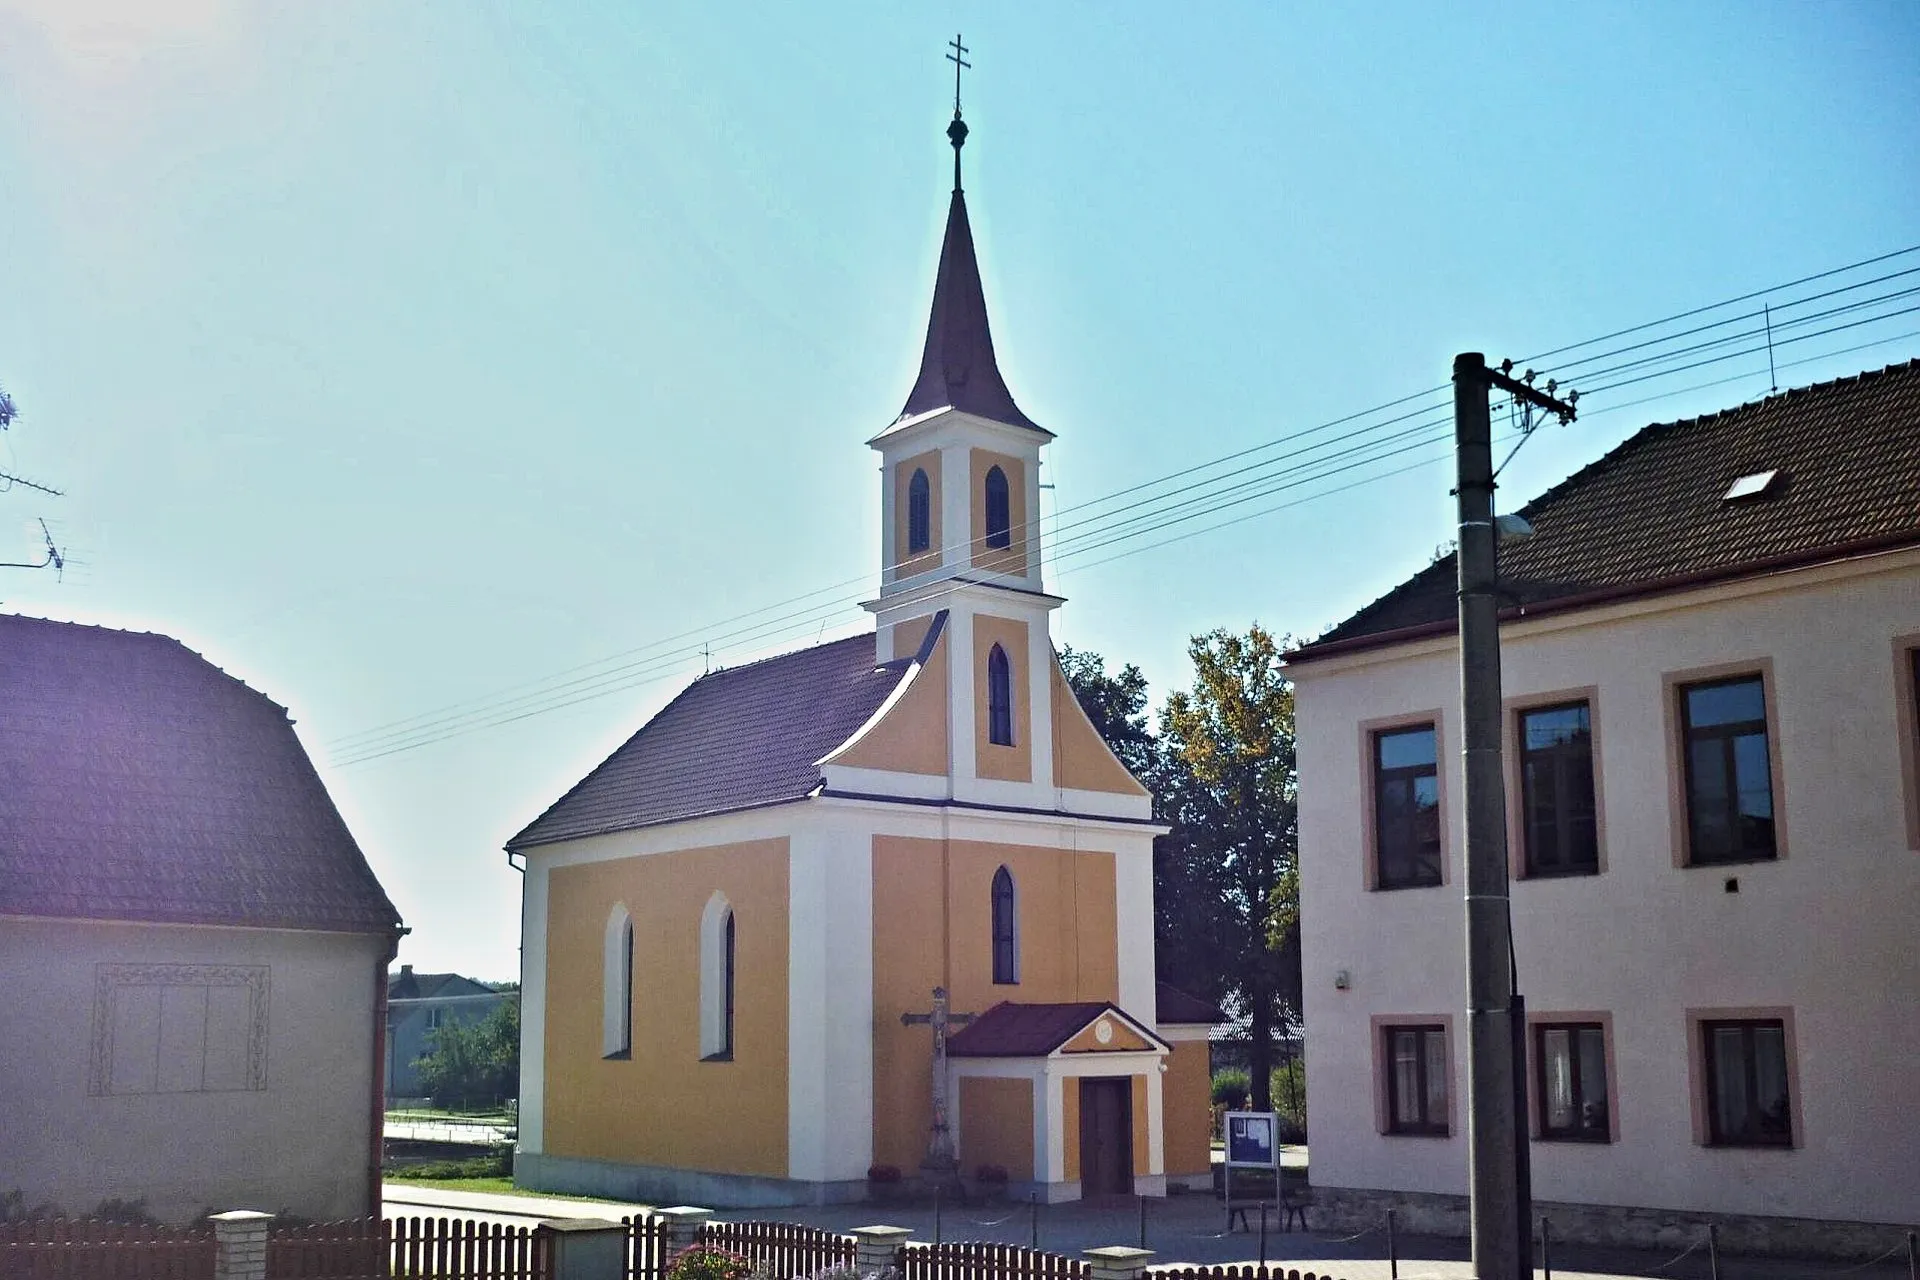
(1077, 1077), (1134, 1196)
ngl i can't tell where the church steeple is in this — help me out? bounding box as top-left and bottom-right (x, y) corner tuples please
(894, 94), (1048, 437)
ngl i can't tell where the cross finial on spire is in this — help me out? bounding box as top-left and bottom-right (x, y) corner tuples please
(945, 34), (970, 192)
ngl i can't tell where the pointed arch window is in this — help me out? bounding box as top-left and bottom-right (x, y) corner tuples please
(988, 644), (1014, 746)
(991, 866), (1019, 984)
(700, 893), (736, 1061)
(908, 468), (932, 555)
(984, 466), (1011, 549)
(602, 904), (633, 1059)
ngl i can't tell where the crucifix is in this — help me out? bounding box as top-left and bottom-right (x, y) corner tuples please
(901, 985), (975, 1182)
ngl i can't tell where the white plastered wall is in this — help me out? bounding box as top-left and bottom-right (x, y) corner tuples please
(1295, 552), (1920, 1225)
(0, 916), (384, 1223)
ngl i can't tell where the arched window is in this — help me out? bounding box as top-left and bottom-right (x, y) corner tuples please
(984, 466), (1011, 549)
(602, 904), (633, 1058)
(991, 866), (1019, 984)
(988, 644), (1014, 746)
(907, 468), (932, 555)
(700, 892), (736, 1061)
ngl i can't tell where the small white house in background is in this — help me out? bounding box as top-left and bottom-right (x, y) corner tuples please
(1286, 360), (1920, 1258)
(0, 615), (405, 1224)
(386, 966), (510, 1101)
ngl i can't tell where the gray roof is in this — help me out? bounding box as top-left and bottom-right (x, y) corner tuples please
(1294, 359), (1920, 659)
(508, 629), (915, 850)
(0, 614), (402, 934)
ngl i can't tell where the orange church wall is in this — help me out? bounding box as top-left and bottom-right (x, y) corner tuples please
(825, 627), (949, 776)
(1164, 1040), (1214, 1176)
(1050, 657), (1151, 798)
(870, 835), (1120, 1173)
(1062, 1080), (1081, 1183)
(894, 450), (943, 578)
(973, 616), (1032, 783)
(969, 449), (1029, 576)
(892, 613), (936, 660)
(959, 1077), (1035, 1180)
(542, 840), (790, 1179)
(1131, 1075), (1150, 1176)
(1060, 1017), (1153, 1055)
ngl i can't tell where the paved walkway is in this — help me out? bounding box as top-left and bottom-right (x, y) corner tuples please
(380, 1183), (1911, 1279)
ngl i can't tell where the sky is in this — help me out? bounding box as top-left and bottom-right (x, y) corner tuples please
(2, 1), (1916, 981)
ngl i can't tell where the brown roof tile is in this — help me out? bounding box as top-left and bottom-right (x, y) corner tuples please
(1295, 359), (1920, 658)
(1155, 981), (1224, 1026)
(0, 615), (402, 934)
(507, 630), (913, 850)
(948, 1001), (1168, 1057)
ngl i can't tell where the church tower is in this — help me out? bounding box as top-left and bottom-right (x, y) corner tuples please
(864, 104), (1075, 814)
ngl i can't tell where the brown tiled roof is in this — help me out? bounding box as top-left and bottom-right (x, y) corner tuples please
(1295, 360), (1920, 658)
(0, 615), (402, 934)
(948, 1001), (1167, 1058)
(1155, 981), (1224, 1026)
(508, 630), (913, 850)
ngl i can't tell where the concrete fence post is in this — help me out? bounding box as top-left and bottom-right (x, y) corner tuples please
(210, 1210), (274, 1280)
(656, 1206), (714, 1252)
(1083, 1245), (1154, 1280)
(850, 1225), (914, 1272)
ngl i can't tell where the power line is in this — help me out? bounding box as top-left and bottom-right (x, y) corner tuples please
(328, 250), (1920, 766)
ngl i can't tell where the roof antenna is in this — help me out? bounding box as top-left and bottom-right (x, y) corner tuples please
(945, 34), (970, 193)
(1763, 303), (1778, 393)
(701, 642), (712, 675)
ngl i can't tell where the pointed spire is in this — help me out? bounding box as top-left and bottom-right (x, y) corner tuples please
(895, 110), (1047, 436)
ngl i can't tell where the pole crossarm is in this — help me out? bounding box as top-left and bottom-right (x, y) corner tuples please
(1483, 365), (1578, 422)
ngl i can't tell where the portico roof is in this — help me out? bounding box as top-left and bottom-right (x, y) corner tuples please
(948, 1001), (1168, 1058)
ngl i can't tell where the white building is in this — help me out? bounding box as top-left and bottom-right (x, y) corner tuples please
(0, 614), (404, 1223)
(1287, 360), (1920, 1257)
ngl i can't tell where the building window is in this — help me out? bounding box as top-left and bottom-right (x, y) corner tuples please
(1535, 1022), (1609, 1142)
(908, 468), (932, 555)
(984, 465), (1011, 549)
(1374, 724), (1441, 889)
(1384, 1024), (1449, 1135)
(700, 893), (735, 1061)
(991, 866), (1019, 984)
(603, 904), (633, 1059)
(427, 1007), (443, 1031)
(1703, 1019), (1792, 1147)
(1519, 701), (1598, 876)
(1679, 675), (1776, 864)
(1903, 644), (1920, 850)
(988, 644), (1014, 745)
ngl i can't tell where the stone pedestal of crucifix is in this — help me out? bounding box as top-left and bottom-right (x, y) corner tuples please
(902, 985), (974, 1195)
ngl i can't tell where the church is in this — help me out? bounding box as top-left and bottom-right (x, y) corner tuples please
(507, 101), (1220, 1208)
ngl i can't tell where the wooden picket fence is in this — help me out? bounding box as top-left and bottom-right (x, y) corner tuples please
(694, 1220), (856, 1280)
(0, 1216), (549, 1280)
(304, 1217), (546, 1280)
(0, 1219), (215, 1280)
(622, 1216), (669, 1280)
(896, 1241), (1088, 1280)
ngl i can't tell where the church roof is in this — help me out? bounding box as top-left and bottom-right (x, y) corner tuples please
(507, 631), (912, 850)
(893, 147), (1049, 437)
(0, 614), (402, 934)
(1156, 981), (1225, 1026)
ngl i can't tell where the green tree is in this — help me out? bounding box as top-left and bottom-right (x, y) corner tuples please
(414, 995), (520, 1109)
(1161, 625), (1301, 1113)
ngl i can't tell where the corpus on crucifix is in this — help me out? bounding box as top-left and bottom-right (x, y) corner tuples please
(901, 985), (975, 1186)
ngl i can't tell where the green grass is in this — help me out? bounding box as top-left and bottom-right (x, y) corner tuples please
(384, 1177), (626, 1204)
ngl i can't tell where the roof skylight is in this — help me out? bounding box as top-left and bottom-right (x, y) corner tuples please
(1723, 469), (1781, 502)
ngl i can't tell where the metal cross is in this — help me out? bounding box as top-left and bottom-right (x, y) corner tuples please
(946, 34), (970, 115)
(901, 985), (975, 1179)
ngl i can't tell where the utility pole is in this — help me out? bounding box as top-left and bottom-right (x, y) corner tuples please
(1453, 353), (1574, 1280)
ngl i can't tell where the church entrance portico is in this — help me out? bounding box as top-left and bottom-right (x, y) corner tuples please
(947, 1003), (1168, 1204)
